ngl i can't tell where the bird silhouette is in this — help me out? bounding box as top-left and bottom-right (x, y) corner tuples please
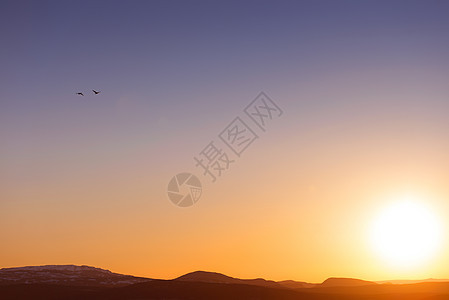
(92, 90), (100, 95)
(76, 92), (84, 96)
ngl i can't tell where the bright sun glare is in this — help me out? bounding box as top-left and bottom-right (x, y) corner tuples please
(371, 196), (443, 268)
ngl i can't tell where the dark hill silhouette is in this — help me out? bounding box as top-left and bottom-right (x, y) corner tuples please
(176, 270), (283, 289)
(278, 280), (318, 289)
(175, 270), (243, 283)
(377, 278), (449, 284)
(320, 277), (377, 287)
(1, 265), (449, 299)
(103, 280), (318, 300)
(0, 265), (151, 287)
(2, 281), (449, 300)
(295, 282), (449, 298)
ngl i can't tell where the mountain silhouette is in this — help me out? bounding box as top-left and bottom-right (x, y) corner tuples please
(320, 277), (376, 287)
(1, 265), (449, 300)
(176, 270), (283, 289)
(0, 265), (151, 287)
(278, 280), (318, 289)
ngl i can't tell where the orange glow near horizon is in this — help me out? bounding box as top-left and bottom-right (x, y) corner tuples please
(2, 150), (448, 283)
(1, 82), (449, 282)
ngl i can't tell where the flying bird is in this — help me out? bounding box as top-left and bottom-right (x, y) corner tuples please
(76, 92), (84, 96)
(92, 90), (100, 95)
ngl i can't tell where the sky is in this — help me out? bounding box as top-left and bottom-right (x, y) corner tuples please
(1, 0), (449, 282)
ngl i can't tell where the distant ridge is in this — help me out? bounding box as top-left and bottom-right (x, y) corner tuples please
(2, 266), (448, 288)
(320, 277), (377, 287)
(175, 270), (283, 289)
(278, 280), (318, 289)
(1, 265), (449, 299)
(0, 264), (151, 287)
(1, 264), (112, 273)
(176, 271), (382, 289)
(377, 278), (449, 285)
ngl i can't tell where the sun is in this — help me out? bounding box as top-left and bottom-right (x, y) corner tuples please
(370, 196), (443, 268)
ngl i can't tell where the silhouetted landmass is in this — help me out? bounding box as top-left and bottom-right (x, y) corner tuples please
(376, 278), (449, 284)
(320, 277), (376, 287)
(1, 265), (449, 299)
(0, 265), (151, 287)
(176, 270), (283, 289)
(278, 280), (317, 289)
